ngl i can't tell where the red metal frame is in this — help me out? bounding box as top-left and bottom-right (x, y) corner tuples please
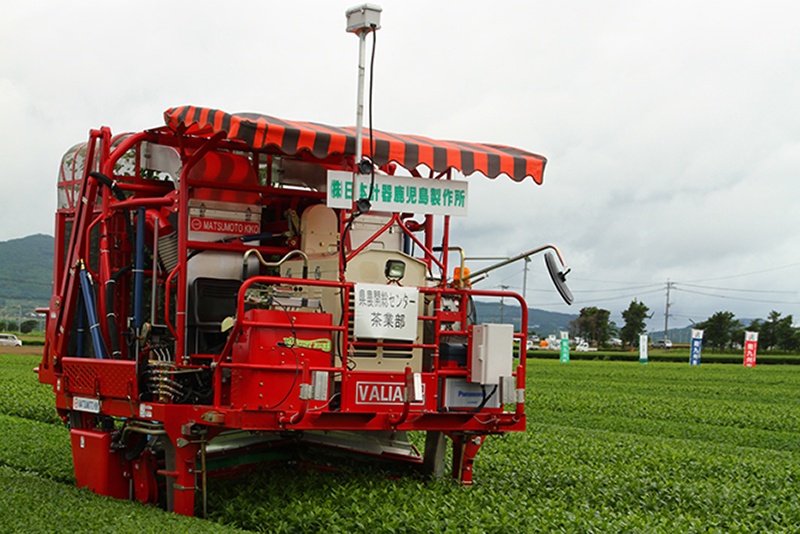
(39, 116), (535, 517)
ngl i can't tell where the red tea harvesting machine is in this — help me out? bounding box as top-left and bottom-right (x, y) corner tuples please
(37, 7), (572, 517)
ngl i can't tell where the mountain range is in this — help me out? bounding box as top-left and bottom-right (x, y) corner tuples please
(472, 300), (577, 336)
(0, 234), (54, 316)
(0, 234), (581, 333)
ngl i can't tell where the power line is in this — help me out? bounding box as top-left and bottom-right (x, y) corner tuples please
(496, 267), (526, 285)
(570, 288), (664, 305)
(678, 282), (796, 294)
(571, 283), (664, 294)
(572, 261), (800, 292)
(673, 287), (800, 305)
(473, 262), (800, 316)
(570, 275), (658, 285)
(680, 262), (800, 283)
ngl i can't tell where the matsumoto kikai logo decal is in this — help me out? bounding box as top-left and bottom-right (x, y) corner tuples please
(189, 216), (260, 235)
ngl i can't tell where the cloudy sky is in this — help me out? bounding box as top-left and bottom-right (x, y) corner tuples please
(3, 1), (799, 330)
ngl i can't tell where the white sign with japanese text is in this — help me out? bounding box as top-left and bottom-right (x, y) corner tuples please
(326, 171), (468, 217)
(353, 283), (419, 341)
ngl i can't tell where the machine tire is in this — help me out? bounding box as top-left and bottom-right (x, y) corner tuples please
(421, 430), (447, 479)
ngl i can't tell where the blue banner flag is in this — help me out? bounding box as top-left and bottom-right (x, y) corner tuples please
(690, 329), (704, 366)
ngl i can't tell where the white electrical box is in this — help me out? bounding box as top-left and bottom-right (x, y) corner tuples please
(469, 324), (513, 385)
(346, 4), (382, 33)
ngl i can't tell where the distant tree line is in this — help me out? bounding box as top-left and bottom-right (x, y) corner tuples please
(696, 310), (799, 352)
(569, 300), (651, 349)
(0, 319), (38, 333)
(569, 302), (798, 353)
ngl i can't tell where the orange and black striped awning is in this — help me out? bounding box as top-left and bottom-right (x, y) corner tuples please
(164, 106), (546, 184)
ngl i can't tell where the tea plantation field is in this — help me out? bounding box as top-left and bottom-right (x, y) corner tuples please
(1, 353), (798, 532)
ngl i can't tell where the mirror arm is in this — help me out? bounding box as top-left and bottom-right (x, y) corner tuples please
(460, 244), (568, 283)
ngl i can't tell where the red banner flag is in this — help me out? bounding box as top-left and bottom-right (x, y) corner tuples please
(743, 331), (758, 367)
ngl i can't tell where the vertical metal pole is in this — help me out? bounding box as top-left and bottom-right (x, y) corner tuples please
(76, 292), (85, 356)
(522, 257), (530, 303)
(664, 279), (672, 344)
(354, 30), (367, 166)
(134, 207), (145, 331)
(200, 432), (208, 518)
(351, 28), (369, 212)
(151, 219), (159, 325)
(499, 284), (510, 324)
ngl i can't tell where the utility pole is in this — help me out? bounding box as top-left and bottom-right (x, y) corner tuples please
(499, 284), (510, 323)
(664, 280), (674, 344)
(522, 257), (530, 303)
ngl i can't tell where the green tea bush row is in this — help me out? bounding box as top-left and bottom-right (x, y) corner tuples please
(3, 352), (800, 531)
(526, 350), (800, 365)
(203, 422), (800, 532)
(0, 414), (74, 482)
(528, 361), (800, 435)
(0, 354), (60, 424)
(0, 466), (247, 534)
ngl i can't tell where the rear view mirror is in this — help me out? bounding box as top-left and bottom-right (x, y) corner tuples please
(545, 252), (574, 305)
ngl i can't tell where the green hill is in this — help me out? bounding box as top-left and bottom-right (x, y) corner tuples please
(2, 234), (578, 336)
(473, 300), (577, 336)
(0, 234), (54, 317)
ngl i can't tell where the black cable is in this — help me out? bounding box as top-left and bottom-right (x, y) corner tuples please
(467, 295), (477, 325)
(367, 24), (377, 203)
(444, 384), (498, 414)
(270, 297), (300, 409)
(473, 385), (498, 414)
(342, 26), (379, 273)
(340, 213), (358, 273)
(333, 284), (355, 372)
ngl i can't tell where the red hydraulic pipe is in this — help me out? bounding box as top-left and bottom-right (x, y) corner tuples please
(441, 214), (450, 282)
(100, 131), (150, 178)
(219, 361), (345, 374)
(345, 213), (401, 262)
(388, 366), (413, 427)
(97, 219), (113, 350)
(424, 214), (433, 254)
(110, 197), (175, 211)
(175, 132), (226, 362)
(185, 241), (290, 256)
(163, 265), (180, 339)
(279, 360), (309, 425)
(395, 217), (445, 273)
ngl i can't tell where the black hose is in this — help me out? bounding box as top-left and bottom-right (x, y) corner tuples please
(105, 266), (132, 359)
(89, 171), (126, 201)
(89, 171), (134, 245)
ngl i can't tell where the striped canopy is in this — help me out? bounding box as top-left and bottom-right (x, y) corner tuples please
(164, 106), (546, 183)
